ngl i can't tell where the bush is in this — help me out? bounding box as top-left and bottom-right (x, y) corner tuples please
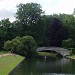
(11, 37), (22, 53)
(21, 36), (37, 58)
(62, 38), (75, 54)
(4, 36), (37, 58)
(68, 48), (75, 55)
(62, 38), (75, 48)
(4, 40), (12, 51)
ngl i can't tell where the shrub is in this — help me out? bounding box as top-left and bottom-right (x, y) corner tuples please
(4, 40), (12, 51)
(62, 38), (75, 48)
(10, 37), (22, 53)
(21, 36), (37, 58)
(62, 38), (75, 54)
(4, 36), (37, 58)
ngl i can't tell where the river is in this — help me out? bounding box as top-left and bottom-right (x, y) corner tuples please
(8, 57), (75, 75)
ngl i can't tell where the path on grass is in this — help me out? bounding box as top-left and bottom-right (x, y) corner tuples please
(0, 53), (13, 57)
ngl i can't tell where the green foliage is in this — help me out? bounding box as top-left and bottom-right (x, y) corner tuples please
(11, 37), (22, 52)
(4, 36), (37, 58)
(62, 38), (75, 48)
(15, 2), (45, 43)
(62, 38), (75, 54)
(1, 3), (75, 51)
(45, 18), (65, 46)
(4, 40), (11, 51)
(21, 36), (37, 57)
(16, 3), (43, 26)
(53, 14), (75, 40)
(0, 18), (12, 49)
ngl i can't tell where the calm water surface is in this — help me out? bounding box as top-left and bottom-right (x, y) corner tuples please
(8, 57), (75, 75)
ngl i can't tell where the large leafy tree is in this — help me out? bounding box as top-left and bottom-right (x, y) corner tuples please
(0, 18), (12, 49)
(0, 18), (16, 40)
(4, 36), (37, 58)
(15, 3), (44, 37)
(15, 3), (45, 45)
(16, 3), (43, 26)
(45, 18), (66, 47)
(56, 14), (75, 40)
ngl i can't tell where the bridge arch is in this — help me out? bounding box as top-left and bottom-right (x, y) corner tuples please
(37, 47), (70, 57)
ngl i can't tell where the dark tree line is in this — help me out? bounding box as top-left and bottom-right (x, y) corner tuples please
(45, 18), (67, 47)
(0, 3), (75, 50)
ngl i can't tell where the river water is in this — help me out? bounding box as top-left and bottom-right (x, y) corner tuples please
(8, 57), (75, 75)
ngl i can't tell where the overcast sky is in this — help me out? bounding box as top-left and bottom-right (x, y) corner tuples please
(0, 0), (75, 22)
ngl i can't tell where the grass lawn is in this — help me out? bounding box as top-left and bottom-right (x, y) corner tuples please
(38, 52), (58, 58)
(67, 55), (75, 59)
(0, 55), (24, 75)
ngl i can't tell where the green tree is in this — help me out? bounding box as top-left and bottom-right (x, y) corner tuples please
(45, 18), (65, 46)
(4, 37), (22, 52)
(0, 18), (12, 49)
(53, 14), (75, 40)
(21, 36), (37, 58)
(62, 38), (75, 48)
(29, 15), (47, 46)
(16, 3), (43, 26)
(15, 3), (44, 37)
(62, 38), (75, 54)
(4, 40), (11, 51)
(0, 18), (13, 40)
(4, 36), (37, 58)
(10, 37), (22, 53)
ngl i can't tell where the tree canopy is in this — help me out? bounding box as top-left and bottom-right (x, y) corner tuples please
(45, 18), (66, 46)
(4, 36), (37, 58)
(0, 3), (75, 55)
(16, 3), (43, 26)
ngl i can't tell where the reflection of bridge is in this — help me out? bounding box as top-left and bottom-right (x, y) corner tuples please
(37, 47), (70, 57)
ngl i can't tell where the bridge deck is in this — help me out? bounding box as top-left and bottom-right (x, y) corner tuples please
(37, 47), (70, 57)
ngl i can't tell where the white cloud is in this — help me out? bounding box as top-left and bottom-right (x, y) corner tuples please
(0, 9), (14, 17)
(0, 9), (15, 22)
(43, 0), (75, 14)
(0, 0), (75, 22)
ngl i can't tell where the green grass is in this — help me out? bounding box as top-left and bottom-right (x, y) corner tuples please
(0, 51), (9, 54)
(38, 52), (57, 57)
(67, 55), (75, 58)
(0, 55), (24, 75)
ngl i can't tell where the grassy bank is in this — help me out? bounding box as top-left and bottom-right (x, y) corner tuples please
(67, 55), (75, 59)
(38, 52), (58, 58)
(0, 55), (24, 75)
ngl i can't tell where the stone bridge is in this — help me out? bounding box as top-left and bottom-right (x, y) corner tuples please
(37, 47), (70, 57)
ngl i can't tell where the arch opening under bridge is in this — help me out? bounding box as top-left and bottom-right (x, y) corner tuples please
(37, 47), (70, 57)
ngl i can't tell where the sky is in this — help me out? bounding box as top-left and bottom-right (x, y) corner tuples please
(0, 0), (75, 22)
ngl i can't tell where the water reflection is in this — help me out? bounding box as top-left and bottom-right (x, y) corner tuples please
(8, 57), (75, 75)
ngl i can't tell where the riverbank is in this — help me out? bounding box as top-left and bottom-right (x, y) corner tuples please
(0, 55), (24, 75)
(66, 55), (75, 60)
(37, 52), (60, 58)
(38, 52), (75, 60)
